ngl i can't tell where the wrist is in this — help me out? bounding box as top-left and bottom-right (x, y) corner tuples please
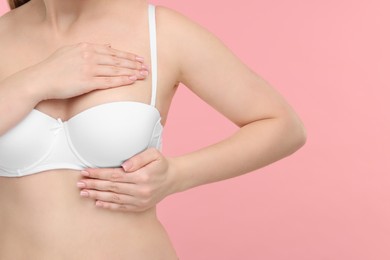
(1, 71), (41, 106)
(166, 156), (187, 194)
(21, 65), (49, 102)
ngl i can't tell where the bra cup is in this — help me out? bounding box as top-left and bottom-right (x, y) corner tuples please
(0, 111), (56, 170)
(148, 117), (163, 151)
(65, 102), (161, 167)
(0, 5), (163, 177)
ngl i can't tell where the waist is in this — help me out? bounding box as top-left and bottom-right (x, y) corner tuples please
(0, 169), (177, 259)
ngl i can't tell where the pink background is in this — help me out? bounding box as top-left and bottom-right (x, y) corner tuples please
(1, 0), (389, 259)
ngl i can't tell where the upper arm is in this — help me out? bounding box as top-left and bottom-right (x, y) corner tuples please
(157, 6), (295, 127)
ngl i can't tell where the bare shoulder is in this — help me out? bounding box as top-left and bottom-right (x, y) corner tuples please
(150, 5), (215, 86)
(155, 5), (195, 27)
(0, 10), (18, 79)
(0, 9), (15, 44)
(153, 5), (190, 66)
(0, 3), (33, 45)
(154, 5), (226, 78)
(154, 4), (241, 82)
(155, 5), (214, 41)
(0, 4), (26, 34)
(0, 6), (31, 80)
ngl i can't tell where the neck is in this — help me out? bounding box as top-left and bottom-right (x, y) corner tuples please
(31, 0), (129, 35)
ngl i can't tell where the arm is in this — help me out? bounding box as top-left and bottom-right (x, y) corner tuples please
(0, 13), (44, 136)
(0, 69), (43, 137)
(73, 6), (306, 213)
(159, 7), (307, 193)
(0, 9), (151, 137)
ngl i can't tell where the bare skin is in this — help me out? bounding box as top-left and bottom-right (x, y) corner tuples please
(0, 0), (179, 259)
(0, 0), (306, 259)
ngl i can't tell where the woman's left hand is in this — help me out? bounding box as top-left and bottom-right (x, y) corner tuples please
(76, 148), (178, 212)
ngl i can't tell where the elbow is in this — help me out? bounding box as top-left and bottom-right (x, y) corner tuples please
(279, 111), (307, 154)
(293, 120), (307, 150)
(289, 114), (307, 152)
(291, 110), (307, 146)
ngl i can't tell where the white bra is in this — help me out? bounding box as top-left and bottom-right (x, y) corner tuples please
(0, 4), (162, 177)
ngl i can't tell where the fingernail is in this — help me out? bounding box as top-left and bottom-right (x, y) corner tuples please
(129, 75), (137, 81)
(80, 191), (89, 197)
(140, 70), (149, 76)
(121, 161), (132, 172)
(141, 64), (149, 70)
(76, 182), (86, 188)
(135, 56), (144, 62)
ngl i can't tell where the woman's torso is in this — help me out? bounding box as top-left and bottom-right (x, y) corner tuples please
(0, 1), (180, 259)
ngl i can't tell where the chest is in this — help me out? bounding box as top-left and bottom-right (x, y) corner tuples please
(0, 16), (179, 126)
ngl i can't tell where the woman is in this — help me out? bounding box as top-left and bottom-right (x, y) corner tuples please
(0, 0), (306, 259)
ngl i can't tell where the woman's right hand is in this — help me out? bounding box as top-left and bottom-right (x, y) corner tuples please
(27, 42), (149, 101)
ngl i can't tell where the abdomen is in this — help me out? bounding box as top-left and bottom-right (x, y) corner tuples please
(0, 169), (178, 259)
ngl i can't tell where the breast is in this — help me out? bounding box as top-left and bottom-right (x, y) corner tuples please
(65, 101), (163, 167)
(0, 110), (57, 172)
(0, 101), (163, 177)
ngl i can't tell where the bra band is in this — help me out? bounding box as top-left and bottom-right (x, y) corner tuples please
(148, 4), (157, 107)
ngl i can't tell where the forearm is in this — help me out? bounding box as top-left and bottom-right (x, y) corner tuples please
(169, 116), (306, 193)
(0, 70), (43, 136)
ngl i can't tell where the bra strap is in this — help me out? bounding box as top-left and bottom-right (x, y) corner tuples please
(148, 4), (157, 107)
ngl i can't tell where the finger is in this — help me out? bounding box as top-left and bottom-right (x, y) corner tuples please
(80, 189), (140, 206)
(93, 64), (149, 79)
(95, 200), (146, 212)
(93, 65), (138, 77)
(94, 43), (145, 63)
(80, 167), (126, 181)
(107, 166), (150, 185)
(121, 148), (161, 172)
(77, 178), (137, 194)
(95, 52), (148, 71)
(90, 75), (138, 90)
